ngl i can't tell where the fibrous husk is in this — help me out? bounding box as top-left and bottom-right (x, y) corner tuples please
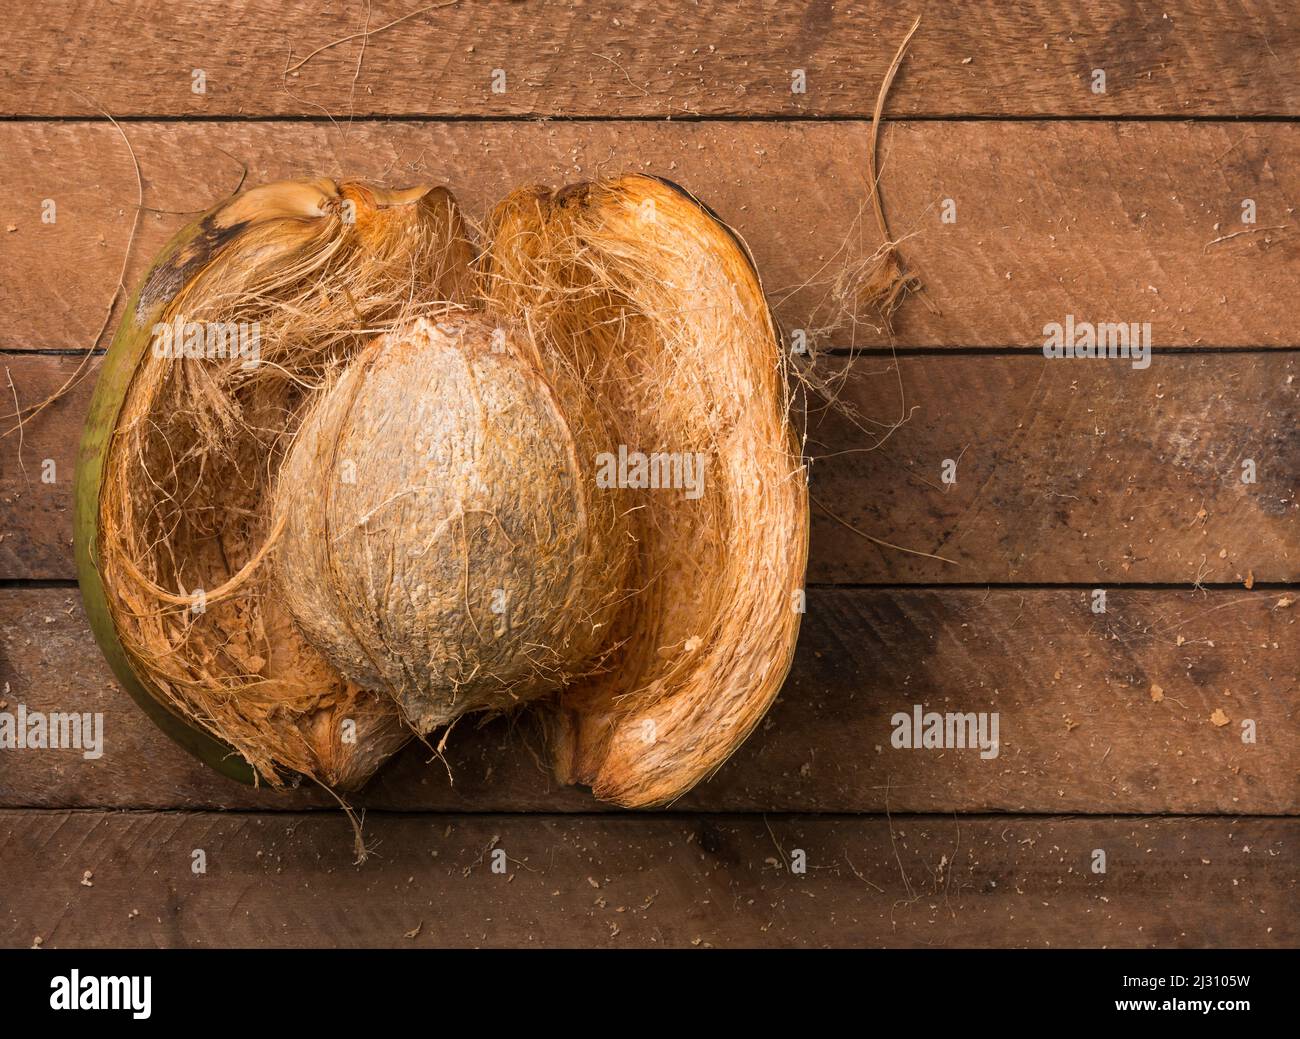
(480, 177), (808, 806)
(80, 172), (809, 809)
(90, 179), (474, 788)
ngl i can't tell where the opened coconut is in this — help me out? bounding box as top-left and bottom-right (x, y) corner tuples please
(74, 173), (809, 808)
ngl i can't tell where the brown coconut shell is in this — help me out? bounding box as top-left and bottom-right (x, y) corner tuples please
(270, 313), (635, 735)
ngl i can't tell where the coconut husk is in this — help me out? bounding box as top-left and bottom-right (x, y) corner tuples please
(84, 179), (474, 788)
(77, 173), (809, 809)
(479, 176), (809, 806)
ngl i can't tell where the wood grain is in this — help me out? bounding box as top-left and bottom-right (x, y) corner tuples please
(809, 352), (1300, 584)
(3, 1), (1297, 118)
(1, 121), (1297, 351)
(4, 352), (1295, 584)
(3, 586), (1294, 814)
(3, 0), (1294, 957)
(2, 810), (1293, 948)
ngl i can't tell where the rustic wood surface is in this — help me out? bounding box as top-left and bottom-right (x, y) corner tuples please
(2, 811), (1293, 948)
(1, 121), (1297, 351)
(3, 352), (1295, 583)
(0, 2), (1294, 950)
(3, 1), (1296, 118)
(2, 587), (1294, 814)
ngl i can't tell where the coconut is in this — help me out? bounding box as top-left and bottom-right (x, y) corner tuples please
(76, 172), (809, 809)
(271, 314), (633, 734)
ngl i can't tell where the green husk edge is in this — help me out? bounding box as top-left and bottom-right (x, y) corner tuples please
(72, 212), (258, 787)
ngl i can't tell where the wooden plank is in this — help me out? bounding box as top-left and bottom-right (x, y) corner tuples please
(1, 810), (1293, 948)
(2, 586), (1295, 814)
(809, 351), (1300, 584)
(1, 121), (1297, 351)
(3, 1), (1297, 118)
(0, 355), (78, 581)
(5, 352), (1296, 584)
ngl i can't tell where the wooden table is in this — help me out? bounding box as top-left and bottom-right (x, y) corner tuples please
(0, 1), (1295, 948)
